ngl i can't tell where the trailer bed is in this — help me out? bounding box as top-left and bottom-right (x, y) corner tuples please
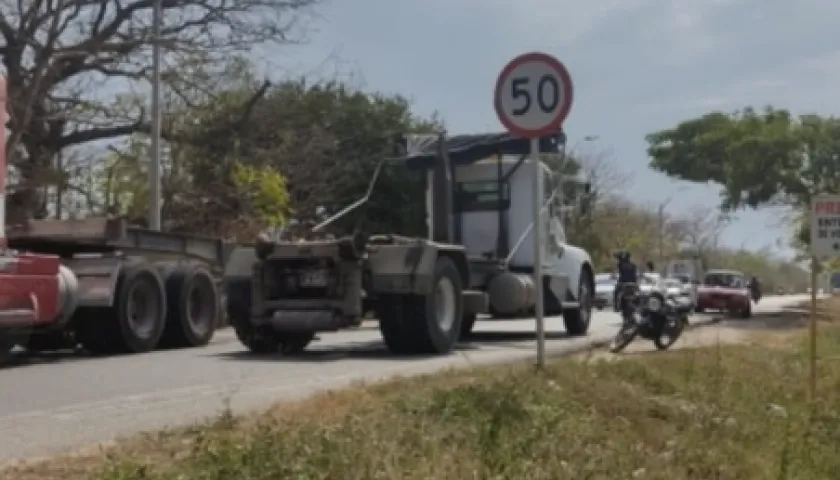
(6, 217), (229, 269)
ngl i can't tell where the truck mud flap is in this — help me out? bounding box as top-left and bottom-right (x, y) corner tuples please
(63, 257), (121, 307)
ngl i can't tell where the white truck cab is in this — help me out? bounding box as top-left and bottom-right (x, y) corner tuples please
(664, 249), (705, 306)
(415, 138), (595, 334)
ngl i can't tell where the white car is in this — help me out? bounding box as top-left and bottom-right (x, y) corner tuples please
(594, 273), (617, 310)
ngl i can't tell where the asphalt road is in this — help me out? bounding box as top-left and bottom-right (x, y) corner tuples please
(0, 294), (808, 463)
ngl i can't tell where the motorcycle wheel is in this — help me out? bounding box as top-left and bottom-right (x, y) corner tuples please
(610, 323), (639, 353)
(654, 315), (686, 351)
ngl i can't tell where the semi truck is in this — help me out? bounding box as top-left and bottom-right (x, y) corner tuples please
(223, 131), (596, 355)
(0, 78), (226, 363)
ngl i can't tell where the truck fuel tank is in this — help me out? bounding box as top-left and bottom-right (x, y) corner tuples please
(487, 271), (536, 315)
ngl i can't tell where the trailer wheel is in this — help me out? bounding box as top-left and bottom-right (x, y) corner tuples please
(235, 325), (314, 355)
(226, 279), (266, 352)
(79, 264), (167, 354)
(378, 256), (464, 354)
(160, 265), (219, 348)
(563, 268), (593, 336)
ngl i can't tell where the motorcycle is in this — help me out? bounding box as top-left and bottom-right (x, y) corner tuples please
(609, 282), (692, 353)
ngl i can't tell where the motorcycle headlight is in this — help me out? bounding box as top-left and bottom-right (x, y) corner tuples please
(647, 296), (663, 312)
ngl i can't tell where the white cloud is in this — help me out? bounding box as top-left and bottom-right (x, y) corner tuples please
(460, 0), (660, 46)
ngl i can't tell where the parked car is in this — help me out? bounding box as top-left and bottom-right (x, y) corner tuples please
(594, 273), (617, 310)
(696, 269), (752, 318)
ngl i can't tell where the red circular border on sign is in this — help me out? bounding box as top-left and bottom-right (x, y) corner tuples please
(494, 52), (574, 139)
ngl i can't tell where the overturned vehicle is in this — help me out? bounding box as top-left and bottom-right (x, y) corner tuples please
(223, 131), (596, 356)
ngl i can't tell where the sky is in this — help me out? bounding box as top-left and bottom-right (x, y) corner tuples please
(256, 0), (839, 258)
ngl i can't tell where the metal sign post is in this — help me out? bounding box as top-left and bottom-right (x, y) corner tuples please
(807, 194), (840, 400)
(810, 254), (818, 401)
(493, 52), (574, 369)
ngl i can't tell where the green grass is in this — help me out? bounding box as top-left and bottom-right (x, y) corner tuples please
(9, 314), (840, 480)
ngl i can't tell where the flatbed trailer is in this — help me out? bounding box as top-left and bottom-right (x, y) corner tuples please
(1, 217), (228, 356)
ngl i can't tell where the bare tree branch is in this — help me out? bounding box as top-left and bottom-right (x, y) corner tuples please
(1, 0), (318, 216)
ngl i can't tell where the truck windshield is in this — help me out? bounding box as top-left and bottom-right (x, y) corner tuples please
(455, 180), (510, 212)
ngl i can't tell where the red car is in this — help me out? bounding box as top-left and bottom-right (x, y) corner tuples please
(695, 269), (752, 318)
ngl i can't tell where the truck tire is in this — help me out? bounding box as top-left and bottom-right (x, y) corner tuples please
(235, 324), (315, 355)
(225, 279), (314, 355)
(563, 268), (593, 336)
(378, 256), (464, 354)
(225, 279), (265, 352)
(160, 265), (219, 348)
(78, 263), (167, 354)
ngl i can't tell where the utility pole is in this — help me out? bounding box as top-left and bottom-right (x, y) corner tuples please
(149, 0), (163, 231)
(656, 186), (688, 269)
(657, 202), (665, 268)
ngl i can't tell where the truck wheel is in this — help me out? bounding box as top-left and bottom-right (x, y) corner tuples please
(161, 265), (219, 348)
(226, 279), (272, 354)
(459, 313), (477, 339)
(563, 268), (593, 336)
(235, 325), (314, 355)
(378, 256), (464, 354)
(79, 264), (167, 354)
(278, 333), (315, 354)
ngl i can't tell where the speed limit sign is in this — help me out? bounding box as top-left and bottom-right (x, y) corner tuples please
(494, 52), (574, 138)
(493, 52), (574, 369)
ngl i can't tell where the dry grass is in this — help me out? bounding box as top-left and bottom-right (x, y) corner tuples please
(6, 297), (840, 480)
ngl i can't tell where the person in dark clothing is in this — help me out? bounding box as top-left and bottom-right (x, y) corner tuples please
(748, 275), (762, 302)
(613, 251), (638, 312)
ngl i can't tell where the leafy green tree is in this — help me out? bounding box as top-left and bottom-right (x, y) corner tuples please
(647, 108), (840, 207)
(167, 78), (441, 238)
(646, 107), (840, 253)
(544, 148), (636, 270)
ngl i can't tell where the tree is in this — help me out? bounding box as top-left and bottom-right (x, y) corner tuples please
(0, 0), (317, 219)
(646, 107), (840, 211)
(93, 75), (442, 238)
(646, 107), (840, 256)
(543, 148), (634, 268)
(669, 206), (731, 269)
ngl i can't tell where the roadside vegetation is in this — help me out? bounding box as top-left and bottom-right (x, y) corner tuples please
(3, 298), (836, 480)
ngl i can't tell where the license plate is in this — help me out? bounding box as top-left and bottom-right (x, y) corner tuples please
(299, 269), (328, 287)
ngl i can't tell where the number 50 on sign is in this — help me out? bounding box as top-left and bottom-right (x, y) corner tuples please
(494, 52), (574, 139)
